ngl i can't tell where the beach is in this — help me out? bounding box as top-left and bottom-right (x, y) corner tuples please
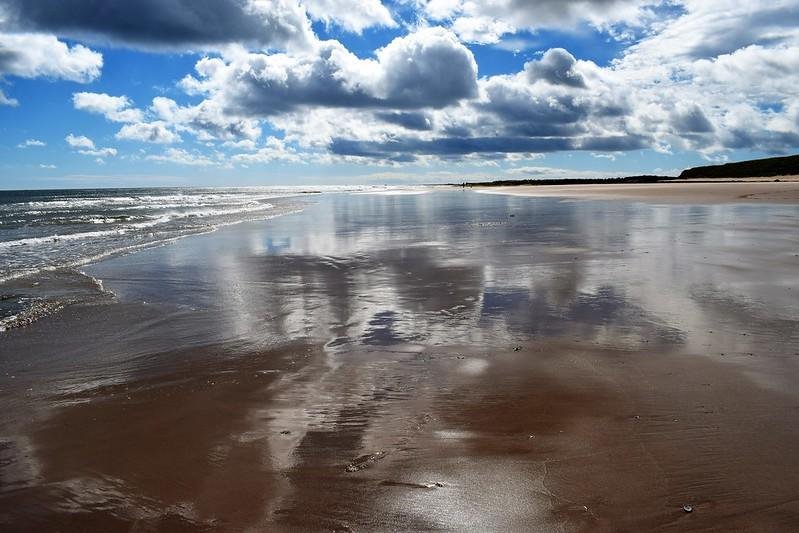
(475, 178), (799, 203)
(2, 189), (799, 531)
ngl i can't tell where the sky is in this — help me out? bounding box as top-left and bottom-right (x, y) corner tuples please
(0, 0), (798, 189)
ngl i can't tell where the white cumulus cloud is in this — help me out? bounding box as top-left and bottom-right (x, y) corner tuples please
(65, 133), (117, 157)
(147, 147), (218, 166)
(72, 92), (143, 123)
(17, 138), (45, 147)
(116, 121), (181, 144)
(0, 33), (102, 81)
(303, 0), (396, 33)
(180, 27), (478, 118)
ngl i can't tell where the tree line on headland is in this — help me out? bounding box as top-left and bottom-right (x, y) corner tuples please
(459, 154), (799, 187)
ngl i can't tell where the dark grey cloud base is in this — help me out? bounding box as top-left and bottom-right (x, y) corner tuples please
(376, 112), (434, 131)
(220, 35), (479, 116)
(525, 48), (587, 88)
(330, 134), (649, 160)
(0, 0), (309, 48)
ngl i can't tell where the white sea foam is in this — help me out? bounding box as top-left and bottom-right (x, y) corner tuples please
(0, 228), (128, 249)
(0, 186), (422, 291)
(0, 203), (276, 250)
(0, 206), (304, 285)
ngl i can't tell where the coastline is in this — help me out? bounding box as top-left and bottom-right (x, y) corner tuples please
(473, 177), (799, 203)
(2, 191), (799, 530)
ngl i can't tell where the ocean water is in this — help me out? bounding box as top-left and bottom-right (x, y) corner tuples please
(0, 185), (426, 330)
(0, 187), (313, 282)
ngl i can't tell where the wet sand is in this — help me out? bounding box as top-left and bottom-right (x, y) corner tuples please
(2, 191), (799, 531)
(476, 177), (799, 203)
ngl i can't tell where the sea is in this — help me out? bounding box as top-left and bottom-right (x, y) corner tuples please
(0, 185), (423, 331)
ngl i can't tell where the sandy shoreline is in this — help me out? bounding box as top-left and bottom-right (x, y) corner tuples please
(475, 177), (799, 203)
(2, 191), (799, 530)
(7, 333), (799, 531)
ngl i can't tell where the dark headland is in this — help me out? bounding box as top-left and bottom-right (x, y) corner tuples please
(468, 154), (799, 203)
(679, 153), (799, 180)
(462, 153), (799, 187)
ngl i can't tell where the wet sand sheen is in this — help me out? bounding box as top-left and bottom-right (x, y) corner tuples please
(476, 178), (799, 203)
(7, 338), (799, 531)
(1, 191), (799, 531)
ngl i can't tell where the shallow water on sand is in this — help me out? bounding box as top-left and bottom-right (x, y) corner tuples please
(1, 191), (799, 531)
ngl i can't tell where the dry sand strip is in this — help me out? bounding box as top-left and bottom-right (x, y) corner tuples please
(475, 176), (799, 203)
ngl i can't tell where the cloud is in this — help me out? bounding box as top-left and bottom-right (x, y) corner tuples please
(479, 77), (590, 134)
(302, 0), (395, 33)
(0, 32), (102, 81)
(8, 1), (799, 169)
(713, 103), (799, 153)
(692, 45), (799, 99)
(38, 163), (56, 169)
(65, 133), (95, 149)
(181, 27), (478, 117)
(193, 2), (798, 164)
(0, 88), (18, 106)
(17, 138), (45, 147)
(421, 0), (662, 43)
(80, 147), (117, 157)
(72, 93), (242, 145)
(376, 27), (478, 108)
(506, 165), (622, 180)
(0, 32), (101, 104)
(146, 147), (217, 166)
(621, 1), (799, 62)
(116, 122), (181, 144)
(65, 133), (117, 157)
(329, 134), (646, 159)
(230, 136), (301, 164)
(72, 92), (143, 122)
(608, 1), (799, 154)
(200, 40), (642, 163)
(670, 103), (714, 134)
(375, 111), (433, 131)
(149, 97), (261, 142)
(524, 48), (587, 88)
(329, 136), (566, 159)
(449, 15), (514, 44)
(0, 0), (316, 51)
